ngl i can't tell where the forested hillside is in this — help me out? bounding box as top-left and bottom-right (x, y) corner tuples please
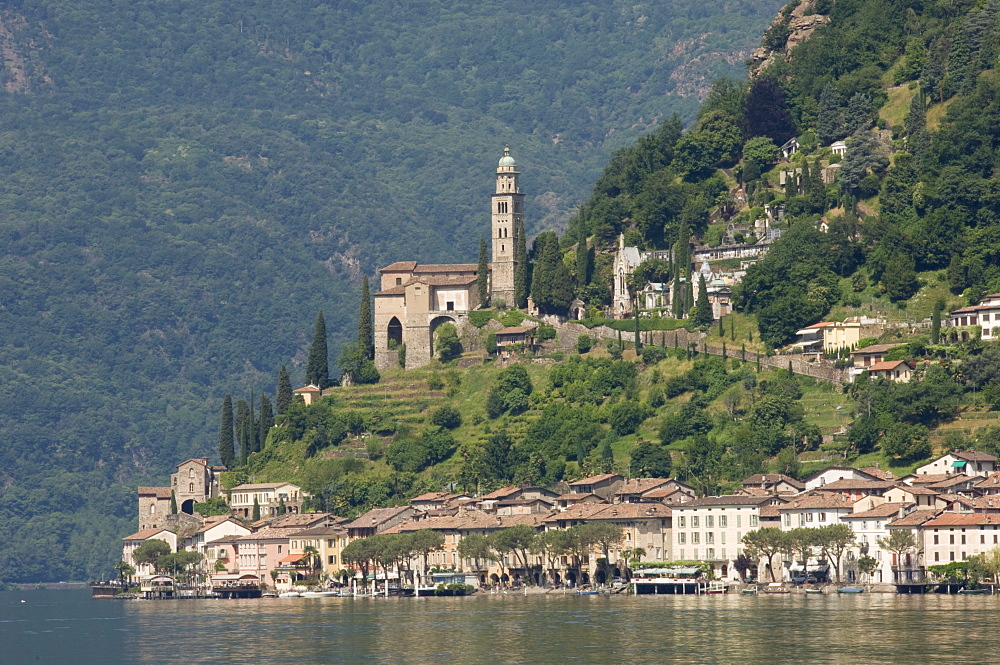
(0, 0), (785, 581)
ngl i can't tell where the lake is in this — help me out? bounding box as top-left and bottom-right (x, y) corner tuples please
(3, 589), (999, 664)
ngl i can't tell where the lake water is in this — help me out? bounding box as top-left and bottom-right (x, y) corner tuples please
(3, 589), (1000, 664)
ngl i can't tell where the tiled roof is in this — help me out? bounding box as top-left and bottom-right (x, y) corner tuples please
(842, 503), (911, 519)
(229, 482), (297, 491)
(896, 486), (939, 495)
(292, 384), (321, 393)
(909, 473), (962, 485)
(346, 506), (412, 530)
(479, 485), (522, 500)
(193, 516), (240, 534)
(924, 513), (1000, 527)
(868, 360), (909, 372)
(858, 466), (892, 480)
(888, 509), (942, 527)
(240, 527), (298, 541)
(952, 451), (997, 462)
(383, 511), (546, 534)
(779, 492), (855, 510)
(374, 285), (406, 296)
(742, 474), (805, 489)
(410, 491), (455, 503)
(926, 476), (978, 489)
(555, 492), (602, 501)
(615, 478), (675, 495)
(413, 275), (478, 286)
(814, 479), (896, 491)
(267, 513), (334, 528)
(759, 505), (781, 518)
(138, 486), (172, 498)
(975, 472), (1000, 489)
(380, 261), (418, 272)
(497, 326), (537, 335)
(852, 344), (904, 355)
(679, 495), (778, 508)
(287, 526), (346, 538)
(412, 263), (478, 273)
(569, 473), (622, 486)
(123, 528), (173, 541)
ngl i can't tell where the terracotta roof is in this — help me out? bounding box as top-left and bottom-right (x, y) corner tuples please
(842, 503), (911, 519)
(803, 466), (882, 483)
(800, 322), (836, 330)
(896, 486), (939, 495)
(268, 513), (335, 528)
(569, 473), (622, 486)
(541, 503), (669, 523)
(412, 263), (478, 273)
(411, 491), (451, 503)
(123, 528), (173, 541)
(615, 478), (677, 496)
(479, 485), (522, 500)
(926, 476), (978, 489)
(496, 325), (537, 335)
(193, 516), (241, 534)
(278, 553), (308, 564)
(374, 285), (406, 296)
(240, 527), (298, 541)
(292, 384), (321, 394)
(138, 486), (172, 498)
(759, 505), (781, 518)
(868, 360), (909, 372)
(908, 473), (962, 485)
(813, 479), (896, 491)
(287, 525), (346, 538)
(952, 451), (997, 462)
(177, 458), (209, 468)
(888, 509), (942, 527)
(496, 497), (554, 506)
(555, 492), (602, 501)
(383, 511), (546, 534)
(742, 474), (805, 490)
(346, 506), (412, 530)
(779, 492), (855, 510)
(852, 344), (904, 355)
(924, 513), (1000, 527)
(642, 488), (688, 499)
(413, 275), (478, 286)
(859, 467), (892, 480)
(975, 473), (1000, 489)
(229, 482), (298, 491)
(679, 495), (778, 508)
(380, 261), (418, 273)
(965, 496), (1000, 510)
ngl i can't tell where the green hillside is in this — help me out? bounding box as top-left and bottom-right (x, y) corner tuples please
(0, 0), (786, 581)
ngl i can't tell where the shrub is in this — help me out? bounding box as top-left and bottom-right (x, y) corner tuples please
(640, 346), (667, 365)
(577, 334), (593, 353)
(428, 373), (445, 390)
(430, 405), (462, 429)
(469, 310), (495, 328)
(609, 401), (653, 435)
(537, 324), (556, 340)
(500, 310), (526, 327)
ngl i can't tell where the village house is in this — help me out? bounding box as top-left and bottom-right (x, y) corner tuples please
(922, 513), (1000, 565)
(235, 527), (301, 588)
(883, 485), (944, 509)
(495, 325), (536, 352)
(740, 473), (804, 496)
(840, 502), (914, 584)
(613, 478), (695, 504)
(948, 293), (1000, 341)
(671, 495), (782, 581)
(122, 527), (178, 577)
(568, 474), (624, 500)
(227, 482), (305, 518)
(884, 509), (941, 584)
(803, 466), (884, 490)
(185, 515), (250, 563)
(975, 472), (1000, 494)
(778, 492), (856, 530)
(865, 359), (912, 382)
(346, 506), (415, 541)
(792, 319), (862, 355)
(812, 478), (897, 502)
(915, 451), (997, 478)
(292, 384), (322, 405)
(554, 492), (606, 510)
(851, 343), (904, 369)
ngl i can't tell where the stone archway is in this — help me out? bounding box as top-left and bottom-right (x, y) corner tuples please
(387, 317), (403, 347)
(181, 499), (195, 515)
(429, 315), (459, 359)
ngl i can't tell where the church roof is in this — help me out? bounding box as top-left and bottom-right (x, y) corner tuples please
(413, 275), (478, 287)
(413, 264), (478, 273)
(499, 146), (516, 168)
(380, 261), (418, 273)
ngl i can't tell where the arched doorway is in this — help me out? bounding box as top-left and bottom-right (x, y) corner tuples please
(581, 572), (590, 585)
(387, 317), (402, 347)
(596, 570), (607, 585)
(181, 499), (195, 515)
(430, 315), (459, 359)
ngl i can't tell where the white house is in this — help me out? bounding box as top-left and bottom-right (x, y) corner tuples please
(122, 527), (178, 577)
(841, 502), (913, 584)
(915, 451), (997, 478)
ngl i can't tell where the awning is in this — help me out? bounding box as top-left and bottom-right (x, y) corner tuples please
(279, 553), (309, 563)
(952, 460), (968, 468)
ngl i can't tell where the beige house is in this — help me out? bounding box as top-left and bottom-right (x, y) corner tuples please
(292, 384), (322, 406)
(865, 360), (912, 382)
(793, 320), (862, 354)
(949, 293), (1000, 341)
(922, 512), (1000, 565)
(122, 527), (178, 577)
(227, 482), (305, 518)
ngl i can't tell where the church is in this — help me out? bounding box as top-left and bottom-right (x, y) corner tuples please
(374, 148), (523, 370)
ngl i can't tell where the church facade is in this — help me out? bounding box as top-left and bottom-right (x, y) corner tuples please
(374, 148), (523, 370)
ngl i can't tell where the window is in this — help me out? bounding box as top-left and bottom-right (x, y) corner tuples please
(935, 552), (940, 562)
(693, 549), (698, 560)
(706, 548), (715, 560)
(819, 512), (826, 522)
(692, 533), (700, 545)
(799, 513), (806, 526)
(950, 535), (955, 545)
(736, 515), (741, 528)
(706, 516), (714, 528)
(679, 549), (685, 560)
(783, 514), (791, 526)
(950, 552), (955, 561)
(446, 301), (454, 311)
(721, 548), (727, 560)
(981, 535), (986, 544)
(961, 535), (966, 545)
(278, 545), (282, 553)
(678, 533), (686, 545)
(721, 532), (726, 545)
(720, 515), (727, 528)
(395, 277), (402, 286)
(328, 539), (335, 547)
(678, 516), (686, 528)
(706, 532), (714, 544)
(150, 504), (156, 515)
(328, 555), (336, 565)
(692, 516), (700, 528)
(750, 515), (758, 527)
(933, 535), (939, 545)
(806, 512), (813, 523)
(189, 483), (194, 492)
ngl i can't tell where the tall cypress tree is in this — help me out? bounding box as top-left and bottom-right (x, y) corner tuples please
(358, 277), (374, 360)
(276, 365), (293, 415)
(248, 388), (257, 454)
(235, 398), (251, 462)
(575, 239), (592, 288)
(514, 219), (528, 308)
(477, 235), (489, 305)
(306, 311), (330, 388)
(219, 394), (235, 468)
(693, 274), (713, 326)
(258, 394), (274, 451)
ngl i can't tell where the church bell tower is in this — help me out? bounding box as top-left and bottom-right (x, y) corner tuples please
(491, 146), (523, 305)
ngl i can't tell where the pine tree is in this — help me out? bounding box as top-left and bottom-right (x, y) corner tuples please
(816, 84), (844, 144)
(514, 220), (528, 308)
(358, 277), (373, 360)
(477, 235), (489, 305)
(219, 394), (235, 468)
(276, 366), (293, 415)
(258, 394), (274, 451)
(306, 311), (330, 388)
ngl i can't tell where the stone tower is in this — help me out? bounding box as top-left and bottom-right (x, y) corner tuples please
(491, 146), (523, 305)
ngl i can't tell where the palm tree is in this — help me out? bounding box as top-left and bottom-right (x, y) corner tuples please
(114, 560), (136, 587)
(624, 547), (646, 579)
(303, 545), (321, 583)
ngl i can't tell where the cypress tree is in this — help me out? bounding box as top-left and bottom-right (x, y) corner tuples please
(306, 311), (330, 388)
(169, 490), (178, 515)
(358, 277), (374, 360)
(236, 399), (251, 461)
(258, 394), (274, 451)
(931, 301), (943, 344)
(693, 274), (713, 327)
(248, 388), (257, 454)
(788, 360), (794, 378)
(634, 308), (642, 350)
(252, 496), (261, 522)
(514, 220), (528, 308)
(276, 366), (293, 415)
(219, 394), (235, 468)
(718, 316), (724, 337)
(575, 239), (592, 288)
(477, 236), (489, 305)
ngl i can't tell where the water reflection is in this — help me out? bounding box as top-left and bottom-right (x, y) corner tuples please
(4, 590), (999, 664)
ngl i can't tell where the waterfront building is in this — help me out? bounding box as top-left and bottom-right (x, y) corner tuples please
(226, 482), (305, 518)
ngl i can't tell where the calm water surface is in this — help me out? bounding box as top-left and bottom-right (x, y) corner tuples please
(2, 589), (999, 664)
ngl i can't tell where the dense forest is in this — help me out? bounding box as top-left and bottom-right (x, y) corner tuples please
(0, 0), (785, 581)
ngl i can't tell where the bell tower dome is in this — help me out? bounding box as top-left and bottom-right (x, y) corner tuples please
(491, 146), (523, 305)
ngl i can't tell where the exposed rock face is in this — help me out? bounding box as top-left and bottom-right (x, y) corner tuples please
(748, 0), (833, 78)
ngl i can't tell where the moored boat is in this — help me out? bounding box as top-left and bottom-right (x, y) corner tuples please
(301, 590), (339, 598)
(959, 588), (989, 594)
(278, 591), (301, 598)
(837, 587), (864, 594)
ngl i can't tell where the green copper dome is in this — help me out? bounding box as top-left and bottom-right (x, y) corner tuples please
(498, 146), (516, 167)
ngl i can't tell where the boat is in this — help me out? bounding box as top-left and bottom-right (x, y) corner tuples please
(741, 588), (758, 595)
(764, 583), (789, 594)
(577, 590), (600, 595)
(278, 591), (301, 598)
(301, 590), (339, 598)
(959, 588), (989, 594)
(836, 587), (865, 594)
(804, 588), (824, 595)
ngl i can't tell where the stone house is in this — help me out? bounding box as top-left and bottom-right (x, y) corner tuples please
(740, 473), (804, 496)
(613, 478), (695, 504)
(138, 486), (173, 531)
(568, 473), (624, 500)
(346, 506), (415, 540)
(170, 457), (225, 516)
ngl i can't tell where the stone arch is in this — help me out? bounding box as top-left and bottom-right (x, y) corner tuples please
(387, 317), (403, 347)
(181, 499), (195, 515)
(595, 570), (607, 585)
(581, 572), (590, 585)
(566, 572), (577, 586)
(430, 315), (458, 354)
